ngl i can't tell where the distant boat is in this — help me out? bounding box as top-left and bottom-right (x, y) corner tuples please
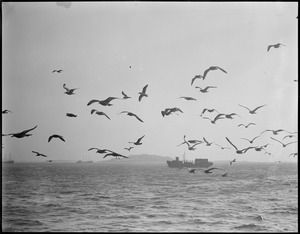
(2, 153), (14, 164)
(167, 152), (212, 168)
(76, 155), (93, 163)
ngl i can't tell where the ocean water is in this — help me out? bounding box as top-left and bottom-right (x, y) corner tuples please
(2, 161), (298, 232)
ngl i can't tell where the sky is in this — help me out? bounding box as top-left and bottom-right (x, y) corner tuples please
(2, 2), (298, 163)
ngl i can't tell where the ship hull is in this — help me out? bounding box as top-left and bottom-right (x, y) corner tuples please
(167, 158), (212, 168)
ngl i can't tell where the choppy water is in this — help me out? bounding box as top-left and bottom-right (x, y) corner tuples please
(2, 161), (298, 232)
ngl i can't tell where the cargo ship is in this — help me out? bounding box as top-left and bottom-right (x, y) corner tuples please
(2, 153), (14, 164)
(167, 152), (213, 168)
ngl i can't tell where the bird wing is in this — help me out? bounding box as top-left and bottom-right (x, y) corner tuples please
(48, 135), (54, 142)
(238, 104), (250, 111)
(87, 99), (100, 106)
(32, 151), (38, 155)
(216, 67), (227, 73)
(253, 105), (266, 112)
(202, 67), (212, 80)
(142, 85), (148, 94)
(91, 109), (97, 114)
(105, 97), (119, 102)
(88, 147), (99, 151)
(225, 137), (238, 150)
(214, 113), (225, 121)
(241, 138), (250, 142)
(132, 113), (143, 122)
(121, 91), (128, 98)
(270, 137), (283, 145)
(267, 45), (273, 51)
(207, 86), (217, 89)
(21, 125), (38, 135)
(101, 112), (111, 120)
(63, 84), (69, 91)
(285, 141), (297, 146)
(136, 135), (145, 144)
(57, 135), (65, 142)
(191, 75), (200, 86)
(207, 167), (223, 172)
(203, 137), (208, 144)
(248, 123), (256, 126)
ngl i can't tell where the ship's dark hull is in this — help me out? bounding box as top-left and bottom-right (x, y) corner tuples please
(167, 159), (212, 168)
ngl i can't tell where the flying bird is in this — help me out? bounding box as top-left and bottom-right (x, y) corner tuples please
(138, 85), (148, 102)
(270, 137), (297, 148)
(240, 135), (260, 144)
(202, 66), (227, 80)
(200, 108), (219, 116)
(118, 111), (143, 122)
(223, 113), (240, 119)
(187, 168), (197, 174)
(203, 137), (214, 146)
(261, 129), (289, 135)
(87, 97), (120, 106)
(66, 113), (77, 117)
(2, 109), (12, 114)
(103, 152), (128, 159)
(267, 43), (286, 52)
(63, 83), (78, 95)
(202, 113), (225, 124)
(225, 137), (256, 154)
(48, 134), (65, 142)
(229, 158), (236, 165)
(200, 167), (224, 174)
(161, 107), (183, 117)
(178, 96), (197, 101)
(121, 91), (131, 99)
(221, 172), (229, 177)
(32, 151), (47, 157)
(254, 144), (269, 152)
(91, 109), (110, 120)
(52, 69), (63, 73)
(129, 135), (145, 145)
(215, 143), (230, 150)
(124, 147), (134, 151)
(238, 104), (266, 114)
(195, 86), (217, 93)
(88, 148), (113, 154)
(191, 75), (203, 86)
(282, 135), (297, 141)
(2, 125), (37, 138)
(289, 152), (298, 158)
(238, 123), (256, 128)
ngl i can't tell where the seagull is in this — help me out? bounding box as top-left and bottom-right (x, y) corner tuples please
(138, 85), (148, 102)
(2, 125), (37, 138)
(270, 137), (297, 148)
(238, 104), (266, 114)
(202, 66), (227, 80)
(2, 109), (12, 114)
(48, 134), (65, 142)
(200, 167), (224, 174)
(238, 123), (256, 128)
(178, 96), (197, 101)
(225, 137), (256, 154)
(161, 107), (183, 117)
(240, 135), (261, 144)
(91, 109), (110, 120)
(215, 143), (230, 150)
(223, 113), (240, 119)
(254, 144), (269, 152)
(124, 147), (134, 151)
(229, 158), (236, 165)
(87, 97), (120, 106)
(121, 91), (131, 99)
(88, 148), (113, 154)
(200, 108), (219, 116)
(32, 151), (47, 157)
(261, 129), (289, 135)
(63, 84), (78, 95)
(289, 152), (298, 158)
(118, 111), (143, 122)
(66, 113), (77, 117)
(129, 135), (145, 145)
(203, 137), (214, 146)
(103, 152), (128, 159)
(52, 69), (63, 73)
(191, 75), (203, 86)
(282, 135), (297, 141)
(221, 172), (228, 177)
(267, 43), (286, 52)
(202, 113), (225, 124)
(195, 86), (217, 93)
(187, 142), (202, 151)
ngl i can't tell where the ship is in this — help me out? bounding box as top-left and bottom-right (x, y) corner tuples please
(2, 153), (14, 164)
(167, 152), (212, 168)
(76, 155), (93, 163)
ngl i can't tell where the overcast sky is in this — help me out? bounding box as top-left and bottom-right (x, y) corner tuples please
(2, 2), (298, 163)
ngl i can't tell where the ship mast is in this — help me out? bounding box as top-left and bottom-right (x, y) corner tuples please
(183, 151), (186, 162)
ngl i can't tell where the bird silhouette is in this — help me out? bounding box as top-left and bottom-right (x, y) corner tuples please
(88, 148), (113, 154)
(161, 107), (183, 117)
(202, 66), (227, 80)
(221, 172), (229, 177)
(261, 129), (289, 135)
(129, 135), (145, 145)
(289, 152), (298, 158)
(195, 86), (217, 93)
(124, 147), (134, 151)
(215, 143), (230, 150)
(118, 111), (143, 122)
(187, 168), (197, 174)
(267, 43), (286, 52)
(52, 69), (63, 73)
(254, 144), (269, 152)
(203, 137), (214, 146)
(2, 109), (12, 114)
(270, 137), (297, 148)
(91, 109), (110, 120)
(240, 135), (260, 144)
(200, 167), (224, 174)
(138, 85), (148, 102)
(191, 75), (203, 86)
(238, 104), (266, 114)
(238, 123), (256, 128)
(178, 96), (197, 101)
(3, 125), (37, 138)
(200, 108), (219, 116)
(121, 91), (131, 99)
(103, 152), (128, 159)
(223, 113), (240, 119)
(187, 142), (202, 151)
(282, 134), (297, 141)
(229, 158), (236, 165)
(66, 113), (77, 117)
(32, 151), (47, 157)
(225, 137), (256, 154)
(87, 97), (120, 106)
(202, 113), (225, 124)
(63, 84), (78, 95)
(48, 134), (65, 142)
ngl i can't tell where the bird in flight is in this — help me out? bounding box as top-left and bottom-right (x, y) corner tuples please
(32, 151), (47, 157)
(289, 152), (298, 158)
(187, 168), (197, 174)
(161, 107), (183, 117)
(88, 148), (114, 154)
(254, 144), (269, 152)
(270, 137), (297, 148)
(200, 108), (219, 117)
(66, 113), (77, 117)
(118, 111), (143, 122)
(225, 137), (256, 154)
(240, 135), (261, 144)
(238, 123), (256, 128)
(229, 158), (236, 165)
(215, 143), (230, 150)
(2, 109), (12, 114)
(203, 137), (214, 146)
(124, 147), (134, 151)
(63, 84), (78, 95)
(91, 109), (110, 120)
(261, 129), (290, 135)
(103, 152), (128, 159)
(121, 91), (131, 99)
(87, 97), (120, 106)
(200, 167), (224, 174)
(202, 113), (225, 124)
(202, 66), (227, 80)
(221, 172), (228, 177)
(267, 43), (286, 52)
(52, 69), (63, 73)
(222, 113), (240, 119)
(191, 75), (203, 86)
(238, 104), (266, 114)
(282, 134), (297, 141)
(138, 85), (148, 102)
(195, 86), (217, 93)
(48, 134), (65, 142)
(3, 125), (37, 138)
(129, 135), (145, 145)
(178, 96), (197, 101)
